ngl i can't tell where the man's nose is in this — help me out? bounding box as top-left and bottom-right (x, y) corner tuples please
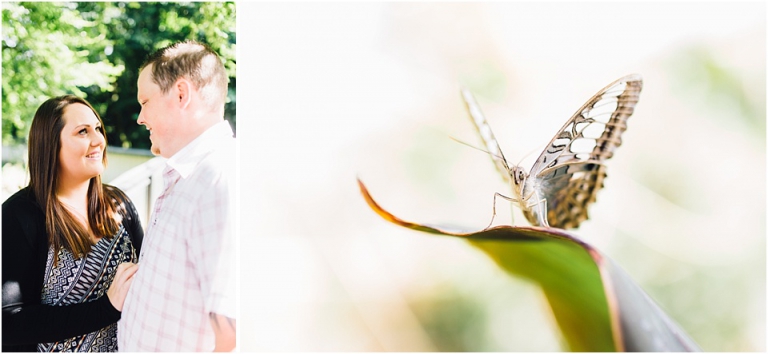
(137, 110), (146, 125)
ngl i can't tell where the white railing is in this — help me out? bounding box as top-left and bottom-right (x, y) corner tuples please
(108, 157), (166, 230)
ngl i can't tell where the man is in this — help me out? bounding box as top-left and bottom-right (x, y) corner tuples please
(118, 40), (237, 351)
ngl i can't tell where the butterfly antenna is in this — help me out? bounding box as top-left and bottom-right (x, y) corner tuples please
(449, 136), (506, 161)
(515, 142), (548, 167)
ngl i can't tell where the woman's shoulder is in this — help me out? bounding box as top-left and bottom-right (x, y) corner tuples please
(102, 183), (124, 195)
(2, 187), (41, 215)
(2, 187), (45, 245)
(102, 184), (131, 203)
(102, 184), (138, 218)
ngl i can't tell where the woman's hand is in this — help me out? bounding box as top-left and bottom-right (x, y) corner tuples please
(107, 262), (138, 312)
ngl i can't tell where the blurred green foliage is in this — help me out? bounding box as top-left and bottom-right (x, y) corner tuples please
(2, 1), (236, 149)
(409, 284), (488, 351)
(666, 46), (765, 139)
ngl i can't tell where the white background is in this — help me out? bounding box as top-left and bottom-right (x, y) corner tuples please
(239, 2), (765, 351)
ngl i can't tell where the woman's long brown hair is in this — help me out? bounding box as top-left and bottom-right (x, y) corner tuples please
(27, 95), (120, 260)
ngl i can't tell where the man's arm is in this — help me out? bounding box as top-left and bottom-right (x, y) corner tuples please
(210, 312), (236, 352)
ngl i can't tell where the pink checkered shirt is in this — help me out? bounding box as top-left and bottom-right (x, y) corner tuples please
(118, 121), (237, 351)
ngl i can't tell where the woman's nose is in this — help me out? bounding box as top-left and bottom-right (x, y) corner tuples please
(92, 131), (106, 146)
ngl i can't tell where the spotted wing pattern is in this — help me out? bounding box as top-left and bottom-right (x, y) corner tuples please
(528, 74), (643, 228)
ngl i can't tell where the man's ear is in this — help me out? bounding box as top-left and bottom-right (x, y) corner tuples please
(175, 78), (193, 110)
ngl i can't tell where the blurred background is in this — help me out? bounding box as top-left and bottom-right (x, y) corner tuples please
(242, 2), (765, 351)
(2, 1), (236, 206)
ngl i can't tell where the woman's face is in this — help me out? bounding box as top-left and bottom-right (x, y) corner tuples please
(58, 103), (106, 186)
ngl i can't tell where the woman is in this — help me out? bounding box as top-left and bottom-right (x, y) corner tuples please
(2, 95), (143, 352)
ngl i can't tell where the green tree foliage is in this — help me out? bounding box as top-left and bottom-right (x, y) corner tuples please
(2, 2), (124, 143)
(2, 2), (236, 149)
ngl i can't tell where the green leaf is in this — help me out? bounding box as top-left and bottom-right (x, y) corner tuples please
(358, 178), (701, 351)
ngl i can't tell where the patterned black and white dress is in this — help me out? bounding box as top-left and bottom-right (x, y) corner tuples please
(37, 226), (137, 352)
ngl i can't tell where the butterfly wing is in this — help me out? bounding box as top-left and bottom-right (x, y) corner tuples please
(461, 87), (512, 184)
(525, 74), (643, 229)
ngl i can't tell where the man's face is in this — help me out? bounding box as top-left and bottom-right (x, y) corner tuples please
(137, 64), (178, 158)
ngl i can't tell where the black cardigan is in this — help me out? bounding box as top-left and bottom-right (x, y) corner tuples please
(2, 185), (144, 352)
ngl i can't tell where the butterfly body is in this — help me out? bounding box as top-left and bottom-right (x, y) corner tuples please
(504, 165), (543, 226)
(462, 74), (642, 229)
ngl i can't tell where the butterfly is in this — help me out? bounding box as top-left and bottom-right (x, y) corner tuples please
(461, 74), (643, 229)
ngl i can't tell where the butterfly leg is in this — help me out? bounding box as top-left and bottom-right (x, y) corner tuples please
(486, 192), (517, 230)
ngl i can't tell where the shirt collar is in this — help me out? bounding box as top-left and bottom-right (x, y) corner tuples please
(166, 120), (234, 179)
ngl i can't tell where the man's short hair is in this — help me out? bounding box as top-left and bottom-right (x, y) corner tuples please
(141, 40), (228, 104)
